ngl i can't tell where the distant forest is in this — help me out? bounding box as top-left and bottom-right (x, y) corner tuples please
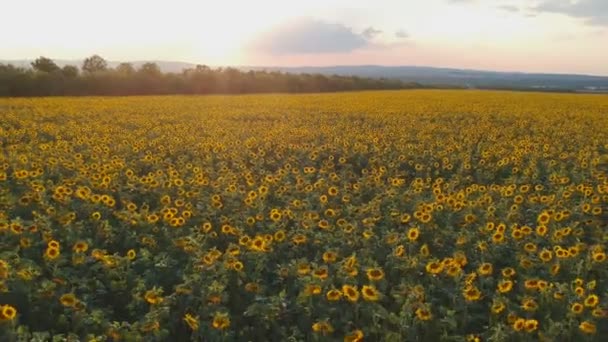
(0, 55), (419, 97)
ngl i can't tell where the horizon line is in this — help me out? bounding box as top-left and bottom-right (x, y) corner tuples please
(2, 57), (608, 78)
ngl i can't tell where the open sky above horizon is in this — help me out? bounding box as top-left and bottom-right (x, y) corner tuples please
(1, 0), (607, 75)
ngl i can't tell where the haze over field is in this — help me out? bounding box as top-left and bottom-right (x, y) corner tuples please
(2, 0), (608, 76)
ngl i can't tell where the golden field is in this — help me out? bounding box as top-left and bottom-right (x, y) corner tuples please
(0, 90), (607, 341)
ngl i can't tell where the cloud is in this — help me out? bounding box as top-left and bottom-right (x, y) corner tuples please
(498, 5), (519, 13)
(535, 0), (608, 26)
(362, 27), (383, 39)
(249, 18), (370, 55)
(395, 30), (410, 39)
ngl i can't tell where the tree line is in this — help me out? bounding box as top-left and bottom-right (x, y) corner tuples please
(0, 55), (420, 97)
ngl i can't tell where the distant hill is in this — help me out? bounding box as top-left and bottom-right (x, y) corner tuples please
(3, 59), (608, 92)
(242, 66), (608, 93)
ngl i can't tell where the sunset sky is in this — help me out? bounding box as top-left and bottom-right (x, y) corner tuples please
(2, 0), (607, 75)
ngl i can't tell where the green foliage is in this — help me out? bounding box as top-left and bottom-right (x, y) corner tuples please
(0, 56), (419, 97)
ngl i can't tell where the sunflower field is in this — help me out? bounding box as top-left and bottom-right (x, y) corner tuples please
(0, 90), (607, 341)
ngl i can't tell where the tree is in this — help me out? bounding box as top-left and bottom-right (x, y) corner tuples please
(138, 62), (161, 76)
(31, 56), (60, 73)
(116, 62), (135, 75)
(82, 55), (107, 73)
(62, 65), (79, 78)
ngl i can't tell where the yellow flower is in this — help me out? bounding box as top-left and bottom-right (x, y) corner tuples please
(478, 262), (493, 276)
(497, 280), (513, 293)
(366, 268), (385, 281)
(361, 285), (380, 301)
(491, 300), (505, 314)
(305, 284), (322, 296)
(426, 260), (444, 274)
(212, 312), (230, 330)
(579, 321), (596, 334)
(0, 304), (17, 321)
(59, 293), (77, 307)
(326, 289), (342, 301)
(183, 313), (199, 331)
(45, 247), (61, 261)
(570, 302), (584, 314)
(512, 318), (525, 332)
(312, 321), (334, 335)
(342, 285), (360, 302)
(344, 329), (364, 342)
(463, 286), (482, 301)
(407, 227), (420, 241)
(72, 241), (89, 253)
(584, 294), (599, 307)
(415, 306), (432, 321)
(126, 249), (136, 260)
(144, 289), (163, 305)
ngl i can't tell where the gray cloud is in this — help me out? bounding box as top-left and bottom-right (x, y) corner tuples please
(362, 27), (383, 39)
(249, 18), (369, 55)
(395, 30), (410, 38)
(535, 0), (608, 26)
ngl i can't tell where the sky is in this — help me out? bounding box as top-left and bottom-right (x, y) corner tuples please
(1, 0), (607, 75)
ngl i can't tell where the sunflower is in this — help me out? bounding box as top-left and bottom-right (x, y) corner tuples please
(512, 318), (525, 331)
(305, 284), (322, 296)
(491, 232), (505, 244)
(521, 298), (538, 312)
(592, 251), (606, 263)
(393, 245), (405, 257)
(344, 329), (364, 342)
(366, 268), (385, 281)
(426, 260), (444, 274)
(463, 286), (482, 301)
(524, 279), (539, 290)
(491, 300), (506, 314)
(59, 293), (77, 307)
(312, 321), (334, 335)
(584, 294), (599, 307)
(524, 319), (538, 332)
(322, 251), (338, 263)
(535, 225), (548, 236)
(415, 306), (432, 321)
(212, 312), (230, 330)
(579, 321), (596, 334)
(361, 285), (380, 301)
(497, 280), (513, 293)
(233, 261), (244, 272)
(570, 302), (584, 314)
(0, 304), (17, 321)
(126, 249), (136, 260)
(292, 234), (307, 245)
(501, 267), (516, 278)
(313, 267), (329, 280)
(592, 308), (608, 318)
(420, 244), (430, 257)
(326, 289), (342, 301)
(478, 262), (493, 276)
(407, 227), (420, 241)
(342, 285), (360, 302)
(537, 211), (550, 225)
(71, 241), (88, 253)
(273, 230), (286, 242)
(45, 247), (61, 260)
(183, 313), (199, 331)
(144, 290), (163, 305)
(297, 263), (311, 276)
